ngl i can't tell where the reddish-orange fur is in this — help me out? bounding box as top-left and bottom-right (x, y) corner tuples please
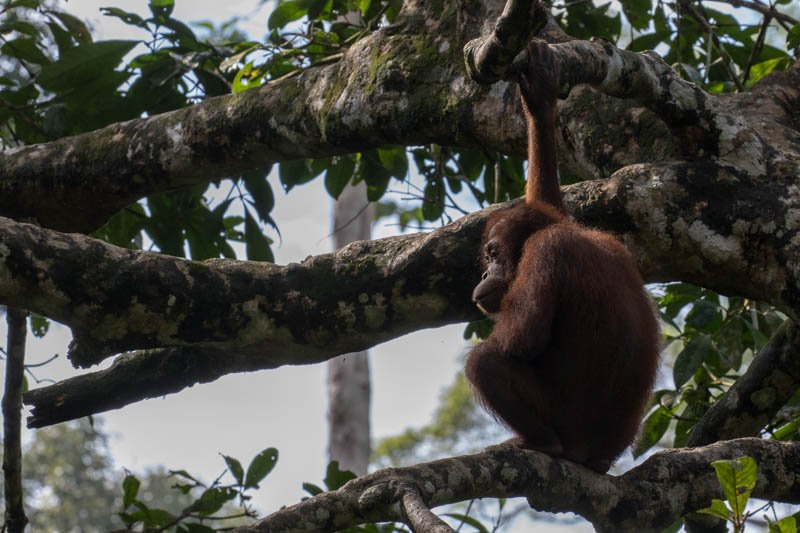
(466, 41), (659, 473)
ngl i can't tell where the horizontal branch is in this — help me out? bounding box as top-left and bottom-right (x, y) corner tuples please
(24, 347), (242, 428)
(0, 15), (483, 233)
(16, 154), (800, 426)
(233, 438), (800, 533)
(0, 213), (485, 370)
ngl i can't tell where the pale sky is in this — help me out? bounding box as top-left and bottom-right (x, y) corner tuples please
(6, 1), (604, 530)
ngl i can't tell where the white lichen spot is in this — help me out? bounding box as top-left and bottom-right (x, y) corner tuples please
(267, 115), (302, 145)
(687, 221), (742, 264)
(166, 123), (184, 145)
(785, 208), (800, 232)
(315, 508), (331, 521)
(669, 80), (697, 111)
(423, 481), (436, 494)
(0, 242), (10, 257)
(761, 221), (777, 234)
(600, 50), (625, 94)
(715, 116), (766, 175)
(337, 300), (357, 328)
(238, 296), (288, 346)
(167, 294), (177, 308)
(500, 465), (519, 485)
(438, 41), (450, 54)
(95, 313), (129, 341)
(364, 303), (386, 329)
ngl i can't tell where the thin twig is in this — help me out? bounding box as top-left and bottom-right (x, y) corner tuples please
(680, 0), (744, 91)
(741, 12), (771, 86)
(700, 0), (797, 29)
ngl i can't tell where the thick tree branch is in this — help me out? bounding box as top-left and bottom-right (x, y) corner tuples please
(1, 5), (796, 236)
(0, 213), (484, 370)
(0, 4), (497, 234)
(688, 319), (800, 447)
(2, 308), (28, 532)
(462, 0), (548, 84)
(232, 439), (800, 533)
(24, 346), (244, 428)
(15, 153), (800, 427)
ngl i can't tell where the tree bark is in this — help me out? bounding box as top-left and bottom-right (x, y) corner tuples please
(3, 308), (28, 533)
(232, 438), (800, 533)
(328, 181), (374, 476)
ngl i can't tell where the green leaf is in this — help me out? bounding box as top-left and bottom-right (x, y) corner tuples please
(772, 418), (800, 441)
(422, 178), (445, 221)
(268, 0), (308, 30)
(463, 318), (493, 340)
(2, 37), (49, 65)
(685, 300), (722, 332)
(144, 508), (176, 527)
(660, 519), (684, 533)
(377, 145), (408, 179)
(698, 499), (730, 521)
(324, 155), (355, 199)
(244, 447), (278, 489)
(122, 474), (141, 510)
(100, 7), (147, 28)
(748, 57), (792, 85)
(149, 0), (175, 18)
(245, 211), (274, 262)
(29, 313), (50, 338)
(323, 460), (357, 490)
(169, 469), (200, 483)
(47, 10), (92, 44)
(659, 283), (702, 318)
(442, 513), (489, 533)
(242, 168), (275, 224)
(358, 151), (391, 201)
(190, 487), (236, 516)
(222, 454), (244, 485)
(37, 40), (137, 92)
(280, 159), (323, 191)
(788, 24), (800, 50)
(620, 0), (650, 30)
(302, 482), (324, 496)
(628, 32), (665, 52)
(233, 61), (265, 92)
(633, 406), (672, 458)
(711, 456), (757, 517)
(8, 0), (39, 8)
(358, 0), (372, 18)
(673, 401), (703, 448)
(1, 20), (40, 37)
(768, 516), (796, 533)
(673, 334), (712, 388)
(306, 0), (332, 20)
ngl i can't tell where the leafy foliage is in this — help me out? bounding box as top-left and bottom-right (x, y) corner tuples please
(634, 284), (792, 457)
(696, 456), (797, 533)
(118, 447), (276, 531)
(0, 0), (278, 263)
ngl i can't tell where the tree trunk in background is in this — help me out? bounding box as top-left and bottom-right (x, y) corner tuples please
(327, 181), (373, 476)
